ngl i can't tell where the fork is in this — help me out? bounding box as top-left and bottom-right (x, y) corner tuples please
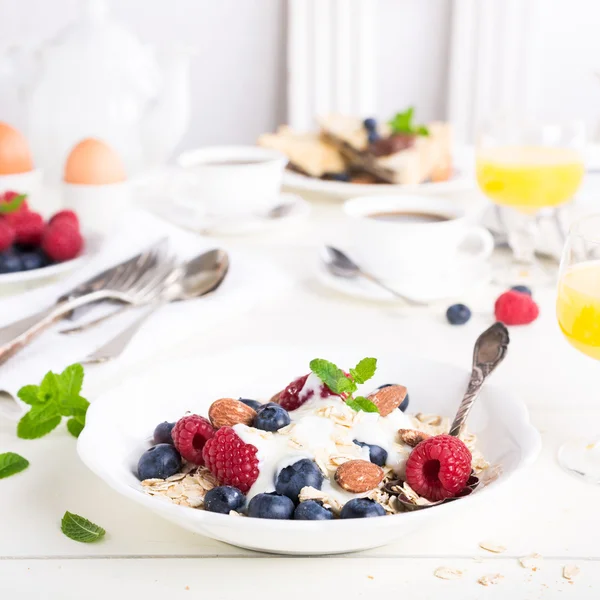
(0, 253), (178, 366)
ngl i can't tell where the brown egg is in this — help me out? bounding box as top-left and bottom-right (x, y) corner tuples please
(64, 138), (126, 185)
(0, 122), (34, 175)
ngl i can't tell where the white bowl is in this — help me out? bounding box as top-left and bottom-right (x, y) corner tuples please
(78, 345), (541, 555)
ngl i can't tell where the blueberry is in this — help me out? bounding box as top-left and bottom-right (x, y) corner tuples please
(20, 250), (46, 271)
(367, 130), (380, 144)
(153, 421), (175, 445)
(323, 172), (351, 182)
(254, 404), (291, 432)
(353, 440), (388, 467)
(275, 459), (323, 503)
(511, 285), (532, 296)
(239, 398), (263, 411)
(363, 117), (377, 131)
(137, 444), (181, 480)
(247, 492), (295, 519)
(446, 303), (472, 325)
(0, 251), (23, 274)
(340, 498), (386, 519)
(376, 384), (409, 412)
(294, 500), (333, 520)
(204, 486), (245, 514)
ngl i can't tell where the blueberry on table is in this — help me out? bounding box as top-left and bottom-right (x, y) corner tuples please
(353, 440), (388, 467)
(239, 398), (263, 411)
(0, 251), (23, 274)
(294, 500), (334, 520)
(137, 444), (181, 480)
(204, 486), (246, 514)
(363, 117), (377, 131)
(247, 492), (295, 519)
(511, 285), (532, 296)
(275, 459), (323, 502)
(446, 303), (472, 325)
(153, 421), (175, 445)
(340, 498), (386, 519)
(20, 251), (46, 271)
(254, 404), (291, 432)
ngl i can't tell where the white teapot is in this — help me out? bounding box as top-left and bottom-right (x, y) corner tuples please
(1, 0), (191, 180)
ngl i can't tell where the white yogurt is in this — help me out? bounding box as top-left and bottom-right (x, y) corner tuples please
(233, 390), (413, 503)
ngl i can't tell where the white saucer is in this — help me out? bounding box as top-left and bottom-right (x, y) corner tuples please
(316, 253), (492, 304)
(142, 192), (310, 236)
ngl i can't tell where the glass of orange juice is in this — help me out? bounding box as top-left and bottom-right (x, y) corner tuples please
(477, 119), (585, 285)
(556, 214), (600, 481)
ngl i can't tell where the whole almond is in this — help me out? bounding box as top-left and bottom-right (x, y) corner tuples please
(398, 429), (430, 447)
(334, 460), (384, 493)
(208, 398), (256, 429)
(367, 385), (407, 417)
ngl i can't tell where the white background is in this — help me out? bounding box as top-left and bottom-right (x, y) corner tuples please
(0, 0), (598, 146)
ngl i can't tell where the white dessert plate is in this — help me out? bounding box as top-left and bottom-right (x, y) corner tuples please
(78, 345), (540, 555)
(0, 232), (101, 285)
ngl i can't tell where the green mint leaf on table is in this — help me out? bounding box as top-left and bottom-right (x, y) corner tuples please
(16, 363), (88, 439)
(346, 396), (380, 414)
(309, 359), (356, 395)
(0, 193), (26, 215)
(388, 107), (429, 137)
(61, 511), (106, 543)
(349, 357), (377, 385)
(0, 452), (29, 479)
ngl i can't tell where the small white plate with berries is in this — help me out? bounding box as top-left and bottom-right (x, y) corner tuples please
(79, 345), (540, 555)
(0, 194), (91, 284)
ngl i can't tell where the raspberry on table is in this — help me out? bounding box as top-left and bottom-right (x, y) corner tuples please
(405, 434), (472, 502)
(42, 222), (83, 262)
(202, 427), (259, 493)
(49, 209), (79, 229)
(10, 211), (44, 247)
(0, 220), (15, 252)
(172, 414), (215, 465)
(494, 290), (539, 325)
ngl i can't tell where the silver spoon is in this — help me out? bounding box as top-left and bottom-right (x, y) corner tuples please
(321, 246), (427, 306)
(80, 249), (230, 364)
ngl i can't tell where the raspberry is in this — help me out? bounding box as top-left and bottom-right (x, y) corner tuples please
(172, 414), (215, 465)
(494, 290), (539, 325)
(42, 223), (83, 262)
(405, 434), (472, 501)
(202, 427), (259, 493)
(0, 220), (15, 251)
(1, 190), (28, 213)
(8, 211), (44, 246)
(49, 210), (79, 229)
(278, 373), (340, 411)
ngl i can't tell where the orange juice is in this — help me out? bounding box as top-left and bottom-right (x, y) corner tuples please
(557, 261), (600, 360)
(477, 146), (584, 209)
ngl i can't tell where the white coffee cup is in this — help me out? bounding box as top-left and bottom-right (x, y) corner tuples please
(344, 195), (494, 283)
(177, 146), (288, 218)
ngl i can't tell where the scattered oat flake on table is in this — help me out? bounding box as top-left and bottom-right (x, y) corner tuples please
(563, 565), (580, 580)
(478, 574), (504, 586)
(434, 567), (464, 580)
(479, 540), (507, 554)
(367, 575), (374, 580)
(518, 553), (543, 570)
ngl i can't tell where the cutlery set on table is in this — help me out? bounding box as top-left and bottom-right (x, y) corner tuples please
(0, 239), (229, 382)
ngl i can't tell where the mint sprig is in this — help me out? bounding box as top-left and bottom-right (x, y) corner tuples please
(388, 107), (429, 136)
(17, 363), (89, 439)
(61, 511), (106, 543)
(0, 452), (29, 479)
(310, 357), (379, 413)
(0, 193), (26, 215)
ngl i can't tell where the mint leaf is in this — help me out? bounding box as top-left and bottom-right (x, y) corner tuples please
(58, 364), (84, 400)
(0, 452), (29, 479)
(416, 125), (430, 136)
(17, 385), (41, 406)
(345, 396), (380, 414)
(0, 193), (26, 215)
(388, 107), (429, 136)
(17, 403), (61, 439)
(67, 416), (85, 438)
(58, 395), (89, 418)
(61, 511), (106, 543)
(349, 357), (377, 385)
(309, 359), (356, 395)
(38, 371), (60, 404)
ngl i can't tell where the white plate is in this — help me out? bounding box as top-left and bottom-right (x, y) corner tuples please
(78, 345), (540, 555)
(316, 257), (492, 304)
(0, 232), (101, 285)
(283, 170), (474, 200)
(142, 192), (310, 236)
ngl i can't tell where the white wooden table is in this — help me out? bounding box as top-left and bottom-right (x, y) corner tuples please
(2, 192), (600, 599)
